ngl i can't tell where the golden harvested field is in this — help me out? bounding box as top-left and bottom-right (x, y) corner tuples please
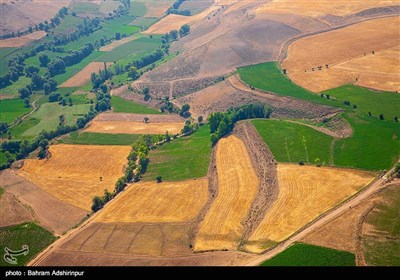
(256, 0), (399, 17)
(17, 144), (131, 211)
(283, 16), (400, 92)
(85, 120), (184, 134)
(144, 5), (220, 34)
(0, 31), (46, 47)
(194, 135), (259, 251)
(95, 179), (208, 223)
(60, 62), (112, 87)
(99, 35), (139, 52)
(245, 164), (376, 253)
(144, 1), (174, 18)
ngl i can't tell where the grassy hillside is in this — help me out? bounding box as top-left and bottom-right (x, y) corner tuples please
(59, 131), (141, 145)
(261, 243), (355, 266)
(324, 85), (400, 120)
(252, 119), (333, 165)
(0, 99), (31, 124)
(0, 222), (55, 266)
(111, 96), (160, 114)
(144, 125), (212, 181)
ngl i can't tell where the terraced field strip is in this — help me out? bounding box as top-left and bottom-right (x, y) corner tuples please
(283, 16), (400, 92)
(95, 179), (209, 223)
(18, 144), (131, 211)
(85, 120), (184, 135)
(194, 135), (259, 251)
(0, 31), (46, 47)
(245, 164), (376, 253)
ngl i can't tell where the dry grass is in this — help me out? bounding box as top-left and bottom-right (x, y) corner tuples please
(60, 62), (112, 87)
(246, 164), (376, 253)
(99, 35), (139, 52)
(144, 5), (219, 34)
(144, 1), (173, 18)
(194, 135), (259, 251)
(0, 31), (46, 47)
(85, 120), (184, 134)
(18, 144), (130, 211)
(283, 16), (400, 92)
(95, 179), (209, 223)
(256, 0), (399, 17)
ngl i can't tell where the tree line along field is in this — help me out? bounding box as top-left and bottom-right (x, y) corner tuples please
(261, 243), (355, 266)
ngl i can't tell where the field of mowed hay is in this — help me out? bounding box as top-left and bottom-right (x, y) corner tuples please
(143, 5), (219, 34)
(245, 164), (376, 253)
(60, 62), (112, 87)
(85, 120), (184, 135)
(194, 135), (259, 251)
(282, 16), (400, 92)
(17, 144), (131, 211)
(0, 31), (46, 47)
(95, 179), (208, 223)
(256, 0), (399, 17)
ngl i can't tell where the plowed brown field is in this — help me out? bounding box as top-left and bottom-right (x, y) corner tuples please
(18, 144), (131, 211)
(0, 31), (46, 47)
(194, 135), (258, 251)
(245, 164), (376, 253)
(60, 62), (112, 87)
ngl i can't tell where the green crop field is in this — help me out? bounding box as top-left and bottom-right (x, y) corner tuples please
(21, 103), (90, 137)
(261, 243), (355, 266)
(0, 47), (17, 75)
(9, 118), (40, 139)
(59, 131), (141, 145)
(333, 113), (400, 171)
(324, 85), (400, 120)
(144, 125), (212, 181)
(96, 35), (162, 63)
(238, 62), (341, 107)
(111, 96), (160, 114)
(1, 76), (32, 97)
(130, 17), (158, 28)
(70, 1), (99, 15)
(252, 119), (332, 165)
(0, 98), (31, 124)
(0, 222), (56, 266)
(52, 15), (83, 34)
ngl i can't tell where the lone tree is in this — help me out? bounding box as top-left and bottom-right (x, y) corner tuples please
(156, 176), (162, 183)
(282, 68), (287, 74)
(379, 114), (384, 120)
(144, 117), (149, 123)
(198, 115), (203, 124)
(23, 98), (30, 108)
(180, 104), (190, 117)
(91, 196), (104, 212)
(395, 116), (398, 123)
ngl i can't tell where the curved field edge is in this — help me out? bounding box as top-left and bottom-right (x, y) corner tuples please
(260, 243), (355, 266)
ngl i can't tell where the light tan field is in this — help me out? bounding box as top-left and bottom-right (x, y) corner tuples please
(245, 164), (376, 253)
(85, 120), (184, 134)
(95, 179), (208, 223)
(256, 0), (399, 17)
(194, 135), (259, 251)
(99, 35), (139, 52)
(144, 5), (220, 34)
(283, 16), (400, 92)
(0, 31), (46, 48)
(144, 1), (174, 18)
(17, 144), (130, 211)
(60, 62), (112, 87)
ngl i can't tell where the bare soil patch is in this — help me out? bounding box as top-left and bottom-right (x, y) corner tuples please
(60, 62), (112, 88)
(0, 31), (46, 47)
(0, 190), (33, 227)
(0, 169), (88, 235)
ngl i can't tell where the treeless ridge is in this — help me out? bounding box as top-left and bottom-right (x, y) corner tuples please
(60, 62), (112, 87)
(85, 120), (184, 134)
(0, 31), (46, 47)
(194, 135), (259, 251)
(17, 144), (131, 211)
(245, 164), (376, 253)
(95, 179), (208, 223)
(283, 16), (400, 92)
(256, 0), (399, 17)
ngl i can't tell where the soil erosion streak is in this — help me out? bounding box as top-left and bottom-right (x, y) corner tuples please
(233, 121), (279, 249)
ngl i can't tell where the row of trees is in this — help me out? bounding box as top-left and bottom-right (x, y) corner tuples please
(208, 103), (272, 145)
(166, 0), (191, 16)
